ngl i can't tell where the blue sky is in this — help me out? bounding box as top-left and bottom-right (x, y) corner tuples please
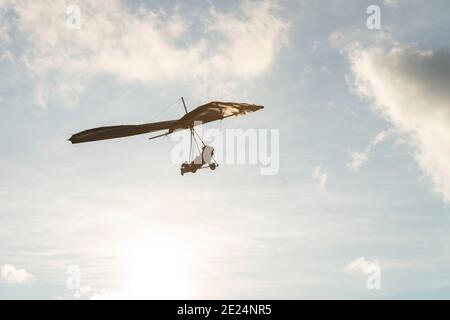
(1, 0), (450, 299)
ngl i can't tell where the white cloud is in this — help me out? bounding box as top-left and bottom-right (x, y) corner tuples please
(329, 29), (398, 53)
(312, 166), (328, 191)
(73, 285), (92, 299)
(344, 257), (379, 275)
(2, 0), (288, 107)
(348, 129), (390, 171)
(348, 45), (450, 202)
(0, 264), (33, 284)
(348, 151), (369, 171)
(207, 1), (288, 78)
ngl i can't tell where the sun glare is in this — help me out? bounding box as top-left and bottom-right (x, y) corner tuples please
(126, 238), (186, 299)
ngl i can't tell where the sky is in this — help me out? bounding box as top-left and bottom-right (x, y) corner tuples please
(1, 0), (450, 299)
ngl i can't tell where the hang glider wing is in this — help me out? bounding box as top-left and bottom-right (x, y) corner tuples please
(69, 120), (177, 144)
(172, 102), (264, 131)
(69, 101), (264, 144)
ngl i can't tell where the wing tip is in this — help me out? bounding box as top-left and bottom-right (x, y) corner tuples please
(68, 136), (78, 144)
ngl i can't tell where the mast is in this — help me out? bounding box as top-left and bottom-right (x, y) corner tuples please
(181, 97), (188, 114)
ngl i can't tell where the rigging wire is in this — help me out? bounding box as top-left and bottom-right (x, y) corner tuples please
(192, 126), (219, 166)
(193, 128), (206, 147)
(193, 132), (202, 154)
(146, 97), (219, 167)
(188, 129), (193, 163)
(147, 97), (182, 122)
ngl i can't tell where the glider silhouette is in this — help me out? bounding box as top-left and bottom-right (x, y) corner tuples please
(69, 98), (264, 175)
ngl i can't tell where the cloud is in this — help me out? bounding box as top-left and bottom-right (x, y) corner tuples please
(348, 45), (450, 202)
(1, 0), (288, 107)
(348, 151), (369, 172)
(0, 0), (10, 42)
(207, 1), (288, 78)
(348, 130), (390, 171)
(0, 264), (33, 284)
(329, 29), (398, 54)
(312, 166), (328, 191)
(344, 257), (379, 275)
(73, 285), (92, 299)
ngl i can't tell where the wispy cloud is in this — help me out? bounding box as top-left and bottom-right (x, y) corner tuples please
(348, 130), (391, 171)
(344, 257), (379, 275)
(73, 285), (92, 299)
(1, 0), (288, 107)
(0, 264), (33, 284)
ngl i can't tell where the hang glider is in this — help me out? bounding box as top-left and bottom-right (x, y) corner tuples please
(69, 98), (264, 175)
(69, 100), (263, 144)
